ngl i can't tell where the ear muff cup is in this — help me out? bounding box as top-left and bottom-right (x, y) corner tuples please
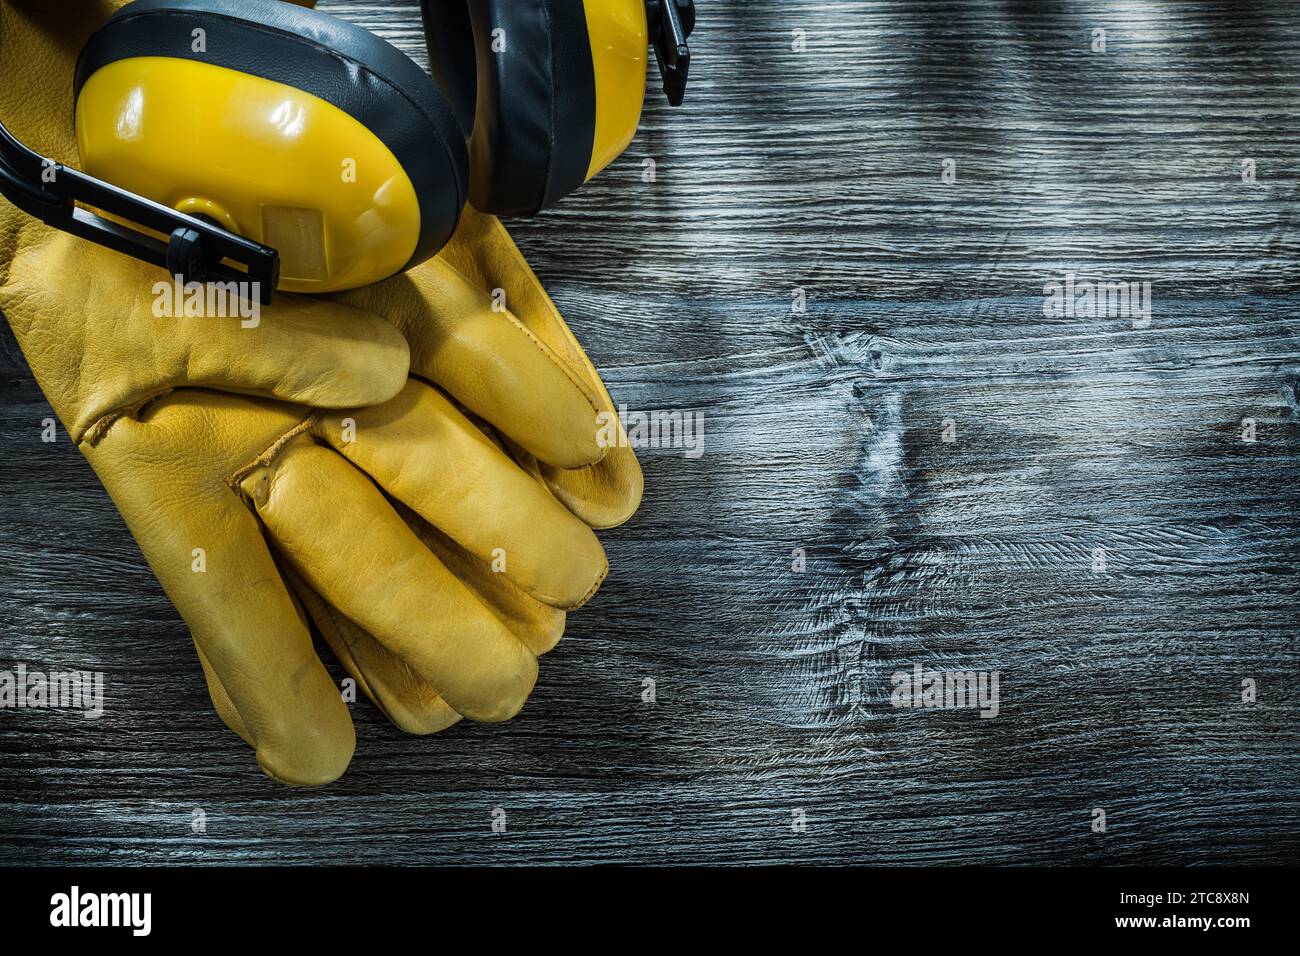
(423, 0), (598, 218)
(73, 0), (468, 289)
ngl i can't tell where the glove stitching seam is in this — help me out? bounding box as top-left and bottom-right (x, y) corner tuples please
(81, 388), (175, 446)
(496, 312), (617, 472)
(509, 312), (603, 419)
(564, 557), (610, 611)
(226, 411), (324, 494)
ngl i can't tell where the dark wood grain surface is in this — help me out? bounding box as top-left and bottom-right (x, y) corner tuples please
(0, 0), (1296, 865)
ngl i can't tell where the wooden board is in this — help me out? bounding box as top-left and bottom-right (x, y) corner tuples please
(0, 0), (1295, 865)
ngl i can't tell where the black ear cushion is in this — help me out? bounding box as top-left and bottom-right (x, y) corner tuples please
(74, 0), (468, 271)
(429, 0), (597, 217)
(420, 0), (477, 139)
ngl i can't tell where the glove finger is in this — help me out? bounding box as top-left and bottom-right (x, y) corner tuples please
(231, 290), (410, 408)
(284, 563), (462, 736)
(195, 557), (335, 745)
(512, 442), (645, 531)
(438, 208), (644, 528)
(4, 236), (410, 438)
(317, 379), (608, 610)
(397, 501), (567, 657)
(335, 260), (605, 470)
(283, 504), (564, 736)
(244, 435), (539, 722)
(82, 396), (357, 785)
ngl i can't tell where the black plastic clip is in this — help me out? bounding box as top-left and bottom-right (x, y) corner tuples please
(646, 0), (696, 107)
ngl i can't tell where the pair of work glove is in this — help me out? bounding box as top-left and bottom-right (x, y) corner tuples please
(0, 0), (641, 784)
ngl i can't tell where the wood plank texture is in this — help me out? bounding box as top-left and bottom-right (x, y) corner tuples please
(0, 0), (1296, 865)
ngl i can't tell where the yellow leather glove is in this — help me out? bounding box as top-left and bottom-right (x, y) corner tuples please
(1, 0), (640, 782)
(271, 207), (644, 735)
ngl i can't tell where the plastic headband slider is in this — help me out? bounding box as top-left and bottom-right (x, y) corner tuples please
(646, 0), (695, 107)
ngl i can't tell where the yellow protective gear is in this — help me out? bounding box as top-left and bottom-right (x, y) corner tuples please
(0, 0), (641, 784)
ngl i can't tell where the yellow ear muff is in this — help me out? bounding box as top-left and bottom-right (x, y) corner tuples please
(73, 0), (468, 293)
(76, 56), (422, 293)
(77, 56), (421, 291)
(583, 0), (648, 182)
